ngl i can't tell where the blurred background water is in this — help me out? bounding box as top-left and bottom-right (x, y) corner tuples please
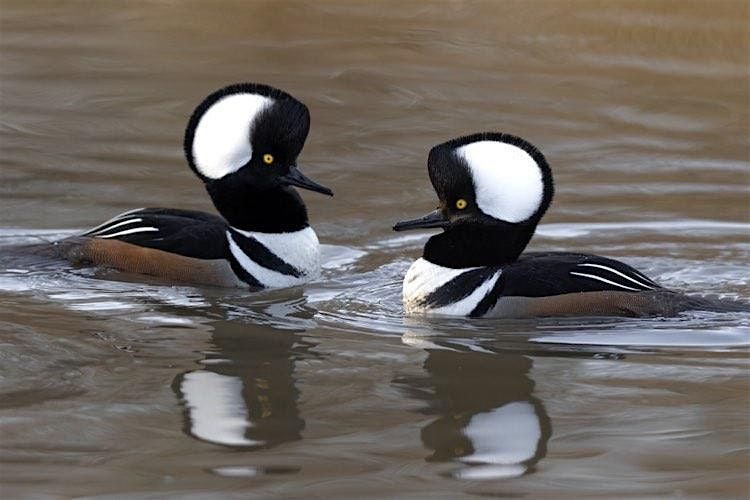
(1, 0), (748, 497)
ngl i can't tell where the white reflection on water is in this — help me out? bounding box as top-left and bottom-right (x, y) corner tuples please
(210, 465), (261, 477)
(456, 402), (542, 480)
(180, 371), (262, 447)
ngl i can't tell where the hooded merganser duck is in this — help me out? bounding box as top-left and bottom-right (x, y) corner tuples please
(54, 83), (333, 289)
(394, 132), (748, 318)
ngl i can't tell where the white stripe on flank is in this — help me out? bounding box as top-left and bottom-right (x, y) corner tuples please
(89, 218), (143, 236)
(81, 208), (146, 235)
(227, 232), (307, 288)
(433, 270), (502, 316)
(569, 272), (639, 291)
(97, 227), (159, 239)
(231, 226), (320, 279)
(631, 268), (659, 287)
(402, 258), (482, 314)
(577, 263), (656, 290)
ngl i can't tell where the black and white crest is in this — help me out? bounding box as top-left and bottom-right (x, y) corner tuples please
(180, 83), (330, 233)
(183, 83), (310, 182)
(428, 133), (554, 224)
(395, 132), (555, 267)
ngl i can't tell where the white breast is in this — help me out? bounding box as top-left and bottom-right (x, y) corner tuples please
(403, 258), (501, 316)
(228, 226), (321, 288)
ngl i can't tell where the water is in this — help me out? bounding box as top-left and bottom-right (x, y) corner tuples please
(1, 1), (749, 497)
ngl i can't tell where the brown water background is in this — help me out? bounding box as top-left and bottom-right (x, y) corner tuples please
(1, 1), (749, 497)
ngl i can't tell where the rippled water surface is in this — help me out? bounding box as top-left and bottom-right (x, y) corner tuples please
(1, 1), (749, 497)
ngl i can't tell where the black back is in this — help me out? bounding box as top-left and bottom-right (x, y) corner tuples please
(500, 252), (661, 297)
(82, 208), (229, 259)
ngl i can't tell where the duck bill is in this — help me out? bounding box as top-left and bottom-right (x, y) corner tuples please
(282, 165), (334, 196)
(393, 209), (449, 231)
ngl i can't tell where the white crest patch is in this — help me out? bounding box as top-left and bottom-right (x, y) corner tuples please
(192, 93), (273, 179)
(456, 141), (544, 223)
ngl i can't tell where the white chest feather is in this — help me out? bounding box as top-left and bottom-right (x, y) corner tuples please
(228, 226), (321, 288)
(403, 258), (501, 316)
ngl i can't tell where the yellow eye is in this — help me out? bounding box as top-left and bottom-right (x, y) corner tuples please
(262, 153), (274, 165)
(455, 199), (468, 210)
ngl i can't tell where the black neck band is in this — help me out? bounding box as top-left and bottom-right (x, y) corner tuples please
(423, 223), (537, 268)
(206, 181), (309, 233)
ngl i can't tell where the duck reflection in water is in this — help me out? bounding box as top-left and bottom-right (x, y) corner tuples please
(394, 337), (551, 480)
(173, 319), (318, 449)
